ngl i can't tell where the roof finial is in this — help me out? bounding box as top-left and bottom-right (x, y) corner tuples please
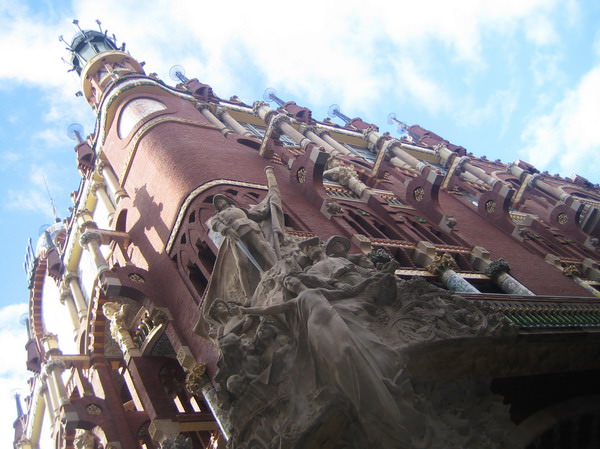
(387, 112), (409, 134)
(263, 88), (285, 106)
(42, 176), (59, 222)
(328, 104), (351, 124)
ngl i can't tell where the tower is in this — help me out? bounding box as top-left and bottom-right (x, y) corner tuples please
(15, 24), (600, 449)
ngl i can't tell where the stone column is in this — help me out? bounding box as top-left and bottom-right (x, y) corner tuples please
(80, 230), (109, 275)
(276, 117), (311, 147)
(509, 164), (572, 203)
(198, 105), (230, 136)
(59, 288), (81, 331)
(317, 131), (353, 156)
(464, 163), (497, 187)
(91, 181), (116, 219)
(99, 162), (127, 203)
(45, 359), (68, 406)
(486, 259), (535, 296)
(217, 108), (253, 136)
(40, 381), (55, 424)
(64, 273), (88, 317)
(302, 126), (344, 155)
(427, 253), (481, 293)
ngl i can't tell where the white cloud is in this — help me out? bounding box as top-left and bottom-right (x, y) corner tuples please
(5, 163), (71, 218)
(520, 65), (600, 178)
(61, 0), (562, 117)
(524, 15), (559, 46)
(0, 302), (30, 449)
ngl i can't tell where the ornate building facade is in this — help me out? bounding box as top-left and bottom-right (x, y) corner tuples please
(14, 26), (600, 449)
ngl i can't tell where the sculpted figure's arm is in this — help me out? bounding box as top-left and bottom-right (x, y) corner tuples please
(246, 204), (269, 222)
(234, 301), (295, 316)
(317, 276), (373, 300)
(295, 271), (338, 289)
(210, 214), (239, 240)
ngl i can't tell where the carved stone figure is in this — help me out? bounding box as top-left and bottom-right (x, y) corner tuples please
(210, 194), (277, 272)
(102, 302), (138, 354)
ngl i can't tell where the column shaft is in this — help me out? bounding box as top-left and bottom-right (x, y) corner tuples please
(496, 272), (535, 296)
(320, 133), (353, 156)
(68, 277), (88, 317)
(219, 110), (252, 136)
(440, 269), (481, 293)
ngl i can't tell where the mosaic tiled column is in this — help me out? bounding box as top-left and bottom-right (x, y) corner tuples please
(427, 253), (480, 293)
(486, 259), (534, 296)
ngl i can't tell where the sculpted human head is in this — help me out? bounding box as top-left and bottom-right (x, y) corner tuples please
(208, 299), (230, 323)
(213, 194), (234, 211)
(325, 235), (350, 257)
(283, 274), (304, 295)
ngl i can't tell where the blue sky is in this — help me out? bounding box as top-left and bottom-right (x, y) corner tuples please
(2, 0), (600, 445)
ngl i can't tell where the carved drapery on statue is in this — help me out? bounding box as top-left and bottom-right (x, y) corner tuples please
(194, 168), (516, 449)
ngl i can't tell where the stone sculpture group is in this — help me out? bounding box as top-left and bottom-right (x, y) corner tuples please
(195, 168), (516, 449)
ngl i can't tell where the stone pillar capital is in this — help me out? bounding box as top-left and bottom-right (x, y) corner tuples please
(252, 100), (269, 114)
(563, 264), (581, 278)
(301, 124), (318, 135)
(269, 112), (291, 128)
(15, 437), (33, 449)
(486, 258), (511, 279)
(90, 181), (106, 194)
(45, 358), (66, 374)
(455, 156), (471, 173)
(59, 288), (73, 303)
(527, 173), (540, 188)
(184, 362), (208, 396)
(427, 253), (458, 275)
(80, 230), (103, 247)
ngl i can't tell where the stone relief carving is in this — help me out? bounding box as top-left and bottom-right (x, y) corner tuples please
(73, 429), (98, 449)
(102, 302), (139, 355)
(195, 170), (516, 448)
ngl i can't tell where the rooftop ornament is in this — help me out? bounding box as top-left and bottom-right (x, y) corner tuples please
(327, 104), (351, 125)
(387, 112), (410, 135)
(67, 123), (84, 143)
(59, 19), (121, 75)
(169, 65), (189, 84)
(263, 88), (285, 107)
